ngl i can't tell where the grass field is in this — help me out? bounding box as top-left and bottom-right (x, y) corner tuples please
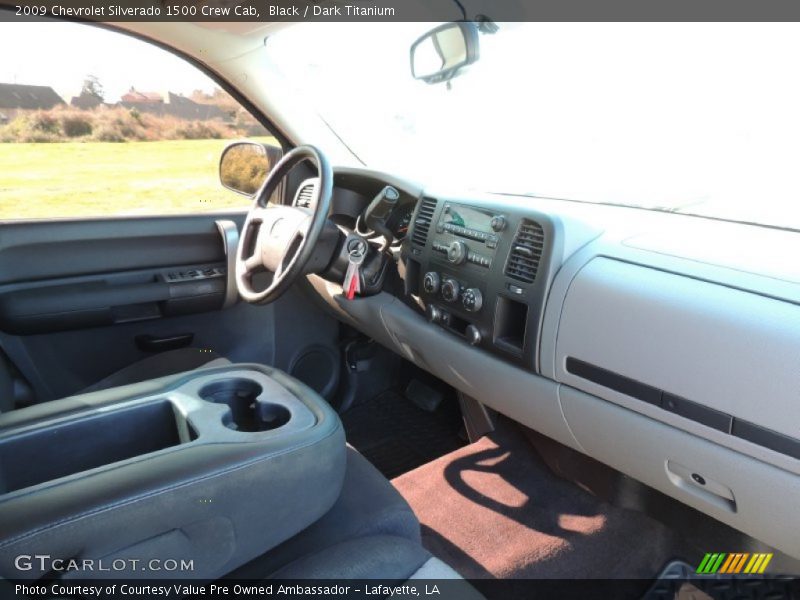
(0, 138), (278, 220)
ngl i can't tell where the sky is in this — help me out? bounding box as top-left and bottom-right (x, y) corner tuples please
(4, 19), (800, 228)
(0, 21), (217, 102)
(270, 22), (800, 228)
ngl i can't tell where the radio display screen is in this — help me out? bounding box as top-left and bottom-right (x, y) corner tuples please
(441, 204), (493, 232)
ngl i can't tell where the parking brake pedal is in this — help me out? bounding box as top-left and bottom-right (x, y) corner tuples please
(405, 379), (442, 413)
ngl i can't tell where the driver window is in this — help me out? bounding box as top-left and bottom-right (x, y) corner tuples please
(0, 20), (281, 220)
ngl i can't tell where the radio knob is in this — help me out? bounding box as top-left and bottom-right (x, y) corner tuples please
(441, 278), (461, 303)
(423, 272), (440, 294)
(462, 288), (483, 312)
(465, 324), (482, 346)
(490, 215), (507, 232)
(447, 241), (468, 265)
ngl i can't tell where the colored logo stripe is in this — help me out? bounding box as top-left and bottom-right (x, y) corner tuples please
(730, 553), (749, 574)
(697, 553), (725, 574)
(697, 552), (773, 574)
(747, 553), (773, 574)
(719, 553), (736, 573)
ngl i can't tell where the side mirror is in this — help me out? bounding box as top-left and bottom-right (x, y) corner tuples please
(219, 141), (283, 196)
(410, 22), (480, 84)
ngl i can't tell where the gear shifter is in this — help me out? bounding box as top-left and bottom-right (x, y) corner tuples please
(362, 185), (400, 250)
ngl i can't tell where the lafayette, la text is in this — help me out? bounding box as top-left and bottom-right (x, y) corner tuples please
(19, 583), (441, 597)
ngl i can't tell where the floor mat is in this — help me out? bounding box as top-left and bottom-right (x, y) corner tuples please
(392, 418), (698, 584)
(341, 389), (465, 479)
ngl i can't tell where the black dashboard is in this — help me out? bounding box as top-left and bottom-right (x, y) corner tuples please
(294, 172), (419, 243)
(400, 194), (557, 371)
(301, 167), (558, 372)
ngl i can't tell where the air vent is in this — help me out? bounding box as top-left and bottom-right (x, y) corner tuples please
(505, 219), (545, 284)
(295, 180), (317, 208)
(411, 197), (437, 247)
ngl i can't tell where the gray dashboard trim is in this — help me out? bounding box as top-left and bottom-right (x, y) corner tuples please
(562, 386), (800, 560)
(543, 248), (800, 477)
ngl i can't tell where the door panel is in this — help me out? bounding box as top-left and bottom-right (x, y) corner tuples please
(0, 214), (233, 284)
(0, 213), (340, 403)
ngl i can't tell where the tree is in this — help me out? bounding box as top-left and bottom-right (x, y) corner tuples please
(81, 75), (104, 101)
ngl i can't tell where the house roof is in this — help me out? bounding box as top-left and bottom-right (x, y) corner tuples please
(121, 88), (163, 103)
(0, 83), (65, 110)
(166, 92), (229, 120)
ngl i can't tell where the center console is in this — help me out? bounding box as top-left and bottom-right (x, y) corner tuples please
(0, 364), (345, 580)
(403, 196), (556, 370)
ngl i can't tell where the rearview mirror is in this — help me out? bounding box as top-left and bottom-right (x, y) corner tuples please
(410, 22), (480, 84)
(219, 141), (283, 196)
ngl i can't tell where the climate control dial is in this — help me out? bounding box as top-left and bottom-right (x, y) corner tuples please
(423, 271), (440, 294)
(441, 278), (461, 303)
(426, 304), (443, 323)
(465, 324), (482, 346)
(461, 288), (483, 312)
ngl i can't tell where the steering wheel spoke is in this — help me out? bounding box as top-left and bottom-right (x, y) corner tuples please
(244, 252), (263, 273)
(234, 146), (332, 304)
(276, 225), (308, 276)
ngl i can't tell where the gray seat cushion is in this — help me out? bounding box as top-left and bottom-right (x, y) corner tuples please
(268, 534), (484, 599)
(80, 348), (229, 394)
(0, 353), (13, 413)
(269, 535), (431, 580)
(226, 445), (421, 578)
(0, 363), (346, 582)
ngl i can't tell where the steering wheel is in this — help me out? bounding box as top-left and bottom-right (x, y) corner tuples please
(235, 145), (332, 304)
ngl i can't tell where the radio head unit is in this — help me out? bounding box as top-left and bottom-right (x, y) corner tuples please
(404, 195), (555, 372)
(437, 202), (507, 243)
(429, 202), (507, 269)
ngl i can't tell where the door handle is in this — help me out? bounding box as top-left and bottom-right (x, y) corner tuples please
(666, 460), (736, 513)
(215, 220), (239, 309)
(135, 333), (194, 353)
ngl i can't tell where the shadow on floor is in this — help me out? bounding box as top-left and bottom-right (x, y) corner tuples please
(393, 418), (691, 587)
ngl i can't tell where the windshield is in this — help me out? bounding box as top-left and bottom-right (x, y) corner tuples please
(268, 23), (800, 230)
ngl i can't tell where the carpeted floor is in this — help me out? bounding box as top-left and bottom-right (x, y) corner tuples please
(341, 389), (465, 479)
(392, 418), (697, 582)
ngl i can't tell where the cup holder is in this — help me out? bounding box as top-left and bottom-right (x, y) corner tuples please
(199, 378), (291, 432)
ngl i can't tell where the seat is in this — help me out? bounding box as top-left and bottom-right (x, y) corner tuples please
(269, 535), (483, 597)
(228, 446), (482, 596)
(271, 534), (459, 579)
(79, 347), (229, 394)
(4, 343), (473, 588)
(3, 351), (477, 590)
(226, 445), (421, 578)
